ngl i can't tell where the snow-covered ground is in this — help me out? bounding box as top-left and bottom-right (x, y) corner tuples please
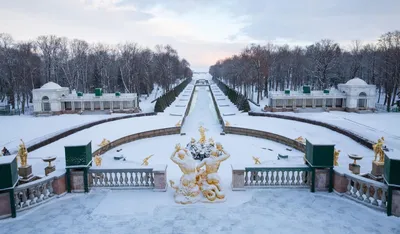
(1, 189), (398, 234)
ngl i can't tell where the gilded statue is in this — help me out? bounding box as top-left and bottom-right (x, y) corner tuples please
(225, 121), (231, 127)
(196, 146), (230, 194)
(295, 136), (306, 144)
(175, 120), (181, 127)
(98, 138), (111, 147)
(141, 154), (153, 166)
(373, 137), (385, 163)
(334, 149), (340, 166)
(253, 156), (261, 165)
(94, 154), (102, 166)
(18, 139), (28, 167)
(170, 145), (201, 204)
(198, 126), (207, 145)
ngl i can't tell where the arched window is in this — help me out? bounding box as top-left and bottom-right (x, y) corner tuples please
(357, 92), (367, 109)
(42, 96), (51, 112)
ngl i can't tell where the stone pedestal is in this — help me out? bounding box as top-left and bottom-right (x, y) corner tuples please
(0, 192), (11, 217)
(315, 168), (330, 191)
(371, 161), (384, 177)
(349, 163), (360, 175)
(18, 165), (34, 183)
(392, 190), (400, 217)
(153, 165), (167, 192)
(333, 170), (347, 193)
(70, 170), (85, 192)
(45, 166), (56, 176)
(231, 165), (245, 191)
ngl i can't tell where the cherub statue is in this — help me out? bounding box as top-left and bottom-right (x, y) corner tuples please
(334, 149), (340, 166)
(373, 137), (385, 163)
(141, 154), (153, 166)
(94, 154), (102, 166)
(18, 139), (28, 167)
(253, 156), (261, 165)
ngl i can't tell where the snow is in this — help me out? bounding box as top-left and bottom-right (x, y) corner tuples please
(345, 77), (368, 86)
(1, 189), (398, 233)
(39, 82), (63, 89)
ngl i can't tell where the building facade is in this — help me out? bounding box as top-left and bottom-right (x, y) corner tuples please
(266, 78), (376, 112)
(32, 82), (139, 115)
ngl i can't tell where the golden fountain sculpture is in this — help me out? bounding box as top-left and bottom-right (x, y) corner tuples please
(252, 156), (261, 165)
(17, 139), (28, 167)
(141, 154), (153, 166)
(334, 149), (340, 166)
(98, 138), (111, 147)
(94, 154), (102, 166)
(372, 137), (385, 164)
(170, 126), (230, 204)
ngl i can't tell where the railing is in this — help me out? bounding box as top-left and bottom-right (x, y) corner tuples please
(244, 166), (312, 188)
(344, 173), (388, 210)
(89, 168), (154, 188)
(14, 176), (55, 211)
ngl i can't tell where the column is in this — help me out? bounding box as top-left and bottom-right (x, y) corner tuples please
(91, 101), (94, 111)
(119, 101), (123, 110)
(312, 98), (316, 108)
(302, 99), (306, 108)
(292, 99), (296, 109)
(332, 98), (336, 108)
(110, 101), (113, 110)
(72, 101), (75, 111)
(100, 101), (104, 110)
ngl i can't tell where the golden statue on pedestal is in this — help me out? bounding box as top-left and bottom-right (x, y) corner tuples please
(253, 156), (261, 165)
(295, 136), (306, 144)
(98, 138), (111, 147)
(18, 139), (28, 167)
(141, 154), (153, 166)
(94, 154), (102, 166)
(198, 126), (207, 144)
(334, 149), (340, 166)
(373, 137), (385, 163)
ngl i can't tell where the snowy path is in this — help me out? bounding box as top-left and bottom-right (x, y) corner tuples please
(1, 189), (398, 234)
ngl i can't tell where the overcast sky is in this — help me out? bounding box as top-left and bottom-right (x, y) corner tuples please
(0, 0), (399, 71)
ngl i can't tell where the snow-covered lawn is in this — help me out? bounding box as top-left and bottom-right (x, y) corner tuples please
(0, 189), (398, 234)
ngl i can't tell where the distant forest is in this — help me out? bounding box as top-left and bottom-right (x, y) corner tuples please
(209, 30), (400, 111)
(0, 33), (193, 111)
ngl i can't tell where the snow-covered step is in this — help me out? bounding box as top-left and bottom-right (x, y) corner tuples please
(219, 104), (230, 107)
(179, 99), (189, 101)
(223, 113), (236, 116)
(169, 113), (183, 116)
(175, 105), (186, 107)
(217, 98), (226, 101)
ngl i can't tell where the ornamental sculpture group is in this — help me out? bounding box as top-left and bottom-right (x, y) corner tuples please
(170, 126), (230, 204)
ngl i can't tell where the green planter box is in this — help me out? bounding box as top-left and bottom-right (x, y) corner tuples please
(305, 139), (335, 167)
(95, 88), (102, 97)
(0, 155), (19, 190)
(323, 89), (330, 94)
(65, 142), (92, 168)
(384, 150), (400, 187)
(303, 86), (311, 94)
(115, 92), (121, 97)
(285, 90), (290, 94)
(77, 92), (83, 97)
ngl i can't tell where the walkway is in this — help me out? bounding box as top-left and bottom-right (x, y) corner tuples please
(1, 189), (398, 234)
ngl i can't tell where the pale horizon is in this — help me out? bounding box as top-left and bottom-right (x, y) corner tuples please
(1, 0), (399, 71)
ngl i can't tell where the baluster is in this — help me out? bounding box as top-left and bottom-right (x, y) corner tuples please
(89, 173), (94, 186)
(144, 172), (149, 186)
(114, 172), (119, 186)
(104, 172), (110, 186)
(28, 188), (36, 205)
(14, 192), (21, 209)
(270, 171), (275, 185)
(275, 171), (279, 185)
(21, 190), (28, 207)
(150, 172), (154, 186)
(244, 171), (249, 186)
(346, 178), (352, 195)
(129, 172), (134, 186)
(296, 171), (301, 185)
(43, 182), (49, 199)
(285, 171), (289, 185)
(134, 172), (139, 186)
(122, 172), (128, 186)
(372, 187), (379, 206)
(380, 189), (387, 208)
(290, 171), (295, 185)
(264, 171), (268, 186)
(352, 181), (358, 198)
(364, 184), (371, 203)
(96, 173), (101, 186)
(358, 182), (364, 201)
(140, 172), (144, 186)
(279, 171), (284, 185)
(119, 172), (124, 186)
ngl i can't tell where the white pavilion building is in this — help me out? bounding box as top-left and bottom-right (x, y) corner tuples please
(266, 78), (376, 112)
(32, 82), (139, 115)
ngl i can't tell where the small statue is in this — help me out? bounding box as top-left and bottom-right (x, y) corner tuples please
(175, 120), (181, 127)
(225, 121), (231, 127)
(141, 154), (153, 166)
(17, 139), (28, 167)
(94, 154), (102, 166)
(334, 149), (340, 166)
(373, 137), (385, 163)
(98, 138), (111, 147)
(198, 126), (207, 145)
(253, 156), (261, 165)
(295, 136), (306, 144)
(208, 138), (215, 146)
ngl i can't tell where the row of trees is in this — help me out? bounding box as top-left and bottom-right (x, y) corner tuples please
(209, 31), (400, 111)
(0, 33), (193, 112)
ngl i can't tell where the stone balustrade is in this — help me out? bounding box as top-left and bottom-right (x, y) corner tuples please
(232, 165), (313, 190)
(334, 168), (388, 211)
(14, 176), (56, 211)
(88, 165), (167, 191)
